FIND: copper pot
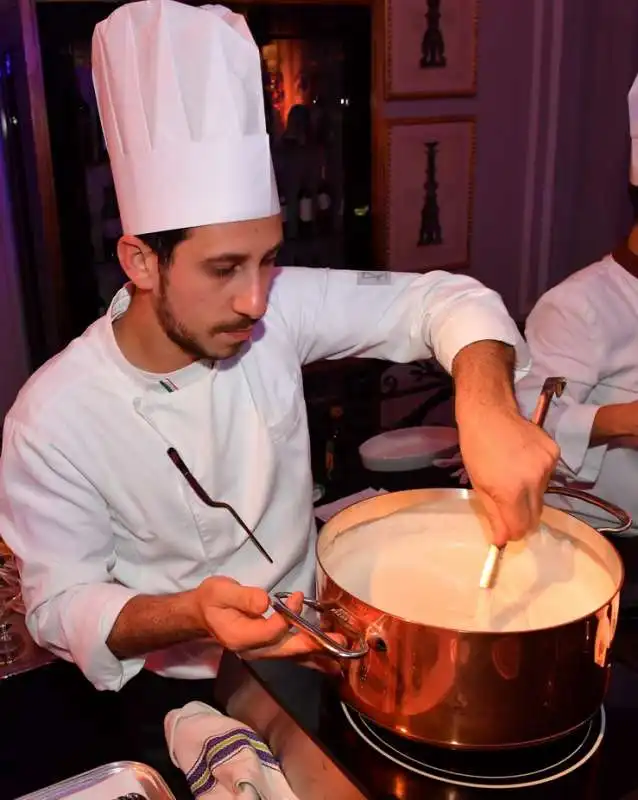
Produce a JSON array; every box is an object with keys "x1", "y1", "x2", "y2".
[{"x1": 272, "y1": 490, "x2": 630, "y2": 751}]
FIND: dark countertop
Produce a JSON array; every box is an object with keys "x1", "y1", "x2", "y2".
[{"x1": 4, "y1": 615, "x2": 638, "y2": 800}]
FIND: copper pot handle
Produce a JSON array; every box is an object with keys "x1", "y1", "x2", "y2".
[
  {"x1": 532, "y1": 378, "x2": 632, "y2": 535},
  {"x1": 270, "y1": 592, "x2": 369, "y2": 659},
  {"x1": 530, "y1": 376, "x2": 566, "y2": 427},
  {"x1": 545, "y1": 486, "x2": 632, "y2": 535}
]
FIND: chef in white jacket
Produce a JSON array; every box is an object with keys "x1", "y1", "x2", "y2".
[
  {"x1": 516, "y1": 71, "x2": 638, "y2": 541},
  {"x1": 0, "y1": 1, "x2": 557, "y2": 789}
]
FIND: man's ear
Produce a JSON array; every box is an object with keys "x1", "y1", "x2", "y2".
[{"x1": 117, "y1": 236, "x2": 159, "y2": 291}]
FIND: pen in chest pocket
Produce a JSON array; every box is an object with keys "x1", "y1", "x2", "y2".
[{"x1": 167, "y1": 446, "x2": 274, "y2": 564}]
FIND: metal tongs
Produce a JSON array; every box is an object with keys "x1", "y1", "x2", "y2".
[{"x1": 478, "y1": 377, "x2": 566, "y2": 589}]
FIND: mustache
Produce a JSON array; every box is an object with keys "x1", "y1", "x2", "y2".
[{"x1": 215, "y1": 318, "x2": 259, "y2": 334}]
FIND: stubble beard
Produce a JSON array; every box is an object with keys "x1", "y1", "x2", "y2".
[{"x1": 155, "y1": 269, "x2": 249, "y2": 362}]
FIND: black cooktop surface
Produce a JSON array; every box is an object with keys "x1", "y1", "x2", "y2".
[{"x1": 217, "y1": 615, "x2": 638, "y2": 800}]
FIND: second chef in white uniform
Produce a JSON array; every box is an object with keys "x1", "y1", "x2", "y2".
[{"x1": 517, "y1": 71, "x2": 638, "y2": 538}]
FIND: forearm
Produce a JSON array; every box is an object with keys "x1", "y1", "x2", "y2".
[
  {"x1": 107, "y1": 589, "x2": 207, "y2": 659},
  {"x1": 590, "y1": 403, "x2": 638, "y2": 446},
  {"x1": 452, "y1": 340, "x2": 519, "y2": 424}
]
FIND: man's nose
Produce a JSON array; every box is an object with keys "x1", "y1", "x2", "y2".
[{"x1": 232, "y1": 271, "x2": 270, "y2": 320}]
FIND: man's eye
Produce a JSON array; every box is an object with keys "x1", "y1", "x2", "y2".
[{"x1": 213, "y1": 265, "x2": 238, "y2": 279}]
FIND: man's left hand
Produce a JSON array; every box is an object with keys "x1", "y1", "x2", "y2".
[{"x1": 458, "y1": 406, "x2": 560, "y2": 547}]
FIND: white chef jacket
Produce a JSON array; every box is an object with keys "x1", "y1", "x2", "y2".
[
  {"x1": 516, "y1": 255, "x2": 638, "y2": 535},
  {"x1": 0, "y1": 267, "x2": 528, "y2": 691}
]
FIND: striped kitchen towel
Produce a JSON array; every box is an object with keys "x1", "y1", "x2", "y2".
[{"x1": 164, "y1": 701, "x2": 300, "y2": 799}]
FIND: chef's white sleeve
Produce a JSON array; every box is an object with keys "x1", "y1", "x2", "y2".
[
  {"x1": 0, "y1": 417, "x2": 144, "y2": 690},
  {"x1": 269, "y1": 267, "x2": 529, "y2": 376},
  {"x1": 516, "y1": 295, "x2": 606, "y2": 484}
]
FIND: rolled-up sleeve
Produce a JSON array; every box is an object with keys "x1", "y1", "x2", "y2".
[
  {"x1": 269, "y1": 267, "x2": 529, "y2": 376},
  {"x1": 516, "y1": 295, "x2": 606, "y2": 484},
  {"x1": 0, "y1": 417, "x2": 143, "y2": 690}
]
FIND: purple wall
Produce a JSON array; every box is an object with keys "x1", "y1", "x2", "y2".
[
  {"x1": 385, "y1": 0, "x2": 638, "y2": 317},
  {"x1": 549, "y1": 1, "x2": 638, "y2": 289}
]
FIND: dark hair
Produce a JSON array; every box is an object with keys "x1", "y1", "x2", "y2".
[
  {"x1": 137, "y1": 228, "x2": 189, "y2": 267},
  {"x1": 629, "y1": 184, "x2": 638, "y2": 222}
]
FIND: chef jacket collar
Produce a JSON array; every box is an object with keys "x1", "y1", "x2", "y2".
[
  {"x1": 104, "y1": 284, "x2": 215, "y2": 393},
  {"x1": 612, "y1": 240, "x2": 638, "y2": 280}
]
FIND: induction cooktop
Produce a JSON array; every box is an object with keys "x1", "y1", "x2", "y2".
[{"x1": 214, "y1": 616, "x2": 638, "y2": 800}]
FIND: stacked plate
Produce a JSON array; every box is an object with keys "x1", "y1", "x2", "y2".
[{"x1": 359, "y1": 426, "x2": 459, "y2": 473}]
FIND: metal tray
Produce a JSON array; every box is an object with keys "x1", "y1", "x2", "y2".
[{"x1": 14, "y1": 760, "x2": 176, "y2": 800}]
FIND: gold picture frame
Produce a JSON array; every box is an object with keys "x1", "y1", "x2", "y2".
[
  {"x1": 385, "y1": 0, "x2": 478, "y2": 99},
  {"x1": 382, "y1": 115, "x2": 476, "y2": 272}
]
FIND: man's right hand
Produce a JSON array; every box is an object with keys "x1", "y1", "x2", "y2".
[{"x1": 192, "y1": 576, "x2": 333, "y2": 660}]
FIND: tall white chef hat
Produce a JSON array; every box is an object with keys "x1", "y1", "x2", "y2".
[
  {"x1": 91, "y1": 0, "x2": 279, "y2": 235},
  {"x1": 629, "y1": 71, "x2": 638, "y2": 185}
]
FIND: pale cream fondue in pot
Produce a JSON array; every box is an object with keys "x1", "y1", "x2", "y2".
[{"x1": 322, "y1": 497, "x2": 616, "y2": 633}]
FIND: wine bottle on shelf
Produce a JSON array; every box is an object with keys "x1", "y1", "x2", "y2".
[
  {"x1": 102, "y1": 184, "x2": 119, "y2": 219},
  {"x1": 76, "y1": 91, "x2": 95, "y2": 166},
  {"x1": 279, "y1": 190, "x2": 289, "y2": 239},
  {"x1": 337, "y1": 195, "x2": 345, "y2": 231},
  {"x1": 297, "y1": 180, "x2": 315, "y2": 240},
  {"x1": 316, "y1": 164, "x2": 333, "y2": 236},
  {"x1": 325, "y1": 404, "x2": 344, "y2": 489},
  {"x1": 97, "y1": 126, "x2": 109, "y2": 164}
]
